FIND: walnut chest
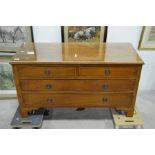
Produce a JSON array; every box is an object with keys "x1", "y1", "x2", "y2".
[{"x1": 10, "y1": 43, "x2": 144, "y2": 117}]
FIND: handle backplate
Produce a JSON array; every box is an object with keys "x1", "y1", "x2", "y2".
[
  {"x1": 104, "y1": 69, "x2": 111, "y2": 75},
  {"x1": 44, "y1": 69, "x2": 51, "y2": 76},
  {"x1": 46, "y1": 97, "x2": 53, "y2": 103},
  {"x1": 102, "y1": 84, "x2": 109, "y2": 90},
  {"x1": 46, "y1": 84, "x2": 52, "y2": 89},
  {"x1": 102, "y1": 97, "x2": 108, "y2": 103}
]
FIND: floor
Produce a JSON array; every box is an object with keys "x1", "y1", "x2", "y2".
[{"x1": 0, "y1": 90, "x2": 155, "y2": 129}]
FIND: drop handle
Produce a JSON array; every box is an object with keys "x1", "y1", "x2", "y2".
[
  {"x1": 46, "y1": 84, "x2": 52, "y2": 89},
  {"x1": 102, "y1": 84, "x2": 109, "y2": 90},
  {"x1": 44, "y1": 70, "x2": 51, "y2": 76},
  {"x1": 102, "y1": 97, "x2": 108, "y2": 103},
  {"x1": 104, "y1": 69, "x2": 111, "y2": 75},
  {"x1": 46, "y1": 97, "x2": 53, "y2": 103}
]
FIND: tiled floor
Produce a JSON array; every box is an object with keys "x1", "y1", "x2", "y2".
[{"x1": 0, "y1": 90, "x2": 155, "y2": 129}]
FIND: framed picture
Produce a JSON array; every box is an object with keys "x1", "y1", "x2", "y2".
[
  {"x1": 0, "y1": 26, "x2": 33, "y2": 98},
  {"x1": 0, "y1": 26, "x2": 33, "y2": 52},
  {"x1": 61, "y1": 26, "x2": 108, "y2": 43},
  {"x1": 138, "y1": 26, "x2": 155, "y2": 50},
  {"x1": 0, "y1": 58, "x2": 15, "y2": 90}
]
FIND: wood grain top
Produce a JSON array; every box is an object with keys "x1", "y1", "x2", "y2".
[{"x1": 10, "y1": 43, "x2": 144, "y2": 65}]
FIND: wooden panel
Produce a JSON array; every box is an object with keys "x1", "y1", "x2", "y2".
[
  {"x1": 17, "y1": 65, "x2": 76, "y2": 78},
  {"x1": 22, "y1": 93, "x2": 133, "y2": 108},
  {"x1": 10, "y1": 43, "x2": 144, "y2": 65},
  {"x1": 79, "y1": 66, "x2": 138, "y2": 78},
  {"x1": 20, "y1": 79, "x2": 135, "y2": 92}
]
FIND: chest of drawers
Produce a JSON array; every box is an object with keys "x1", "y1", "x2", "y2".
[{"x1": 10, "y1": 43, "x2": 144, "y2": 117}]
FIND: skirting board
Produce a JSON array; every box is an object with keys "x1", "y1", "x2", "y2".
[{"x1": 0, "y1": 90, "x2": 17, "y2": 99}]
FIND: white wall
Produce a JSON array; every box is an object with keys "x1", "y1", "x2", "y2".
[
  {"x1": 32, "y1": 26, "x2": 155, "y2": 91},
  {"x1": 107, "y1": 26, "x2": 155, "y2": 91},
  {"x1": 33, "y1": 26, "x2": 61, "y2": 42}
]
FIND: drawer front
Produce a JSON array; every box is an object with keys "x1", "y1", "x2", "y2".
[
  {"x1": 17, "y1": 66, "x2": 76, "y2": 78},
  {"x1": 22, "y1": 93, "x2": 132, "y2": 107},
  {"x1": 20, "y1": 79, "x2": 135, "y2": 92},
  {"x1": 79, "y1": 66, "x2": 138, "y2": 78}
]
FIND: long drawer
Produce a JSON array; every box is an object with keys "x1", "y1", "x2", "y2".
[
  {"x1": 79, "y1": 66, "x2": 138, "y2": 78},
  {"x1": 16, "y1": 65, "x2": 76, "y2": 78},
  {"x1": 20, "y1": 79, "x2": 135, "y2": 92},
  {"x1": 22, "y1": 93, "x2": 133, "y2": 107}
]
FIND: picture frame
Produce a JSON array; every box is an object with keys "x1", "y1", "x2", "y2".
[
  {"x1": 0, "y1": 49, "x2": 16, "y2": 98},
  {"x1": 61, "y1": 26, "x2": 108, "y2": 43},
  {"x1": 0, "y1": 58, "x2": 15, "y2": 90},
  {"x1": 0, "y1": 26, "x2": 34, "y2": 52},
  {"x1": 0, "y1": 26, "x2": 33, "y2": 98},
  {"x1": 138, "y1": 26, "x2": 155, "y2": 50}
]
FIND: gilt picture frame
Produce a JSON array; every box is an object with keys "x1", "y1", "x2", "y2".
[
  {"x1": 61, "y1": 26, "x2": 108, "y2": 43},
  {"x1": 138, "y1": 26, "x2": 155, "y2": 50},
  {"x1": 0, "y1": 26, "x2": 33, "y2": 52}
]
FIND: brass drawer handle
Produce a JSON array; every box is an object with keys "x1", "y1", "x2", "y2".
[
  {"x1": 104, "y1": 69, "x2": 111, "y2": 75},
  {"x1": 102, "y1": 97, "x2": 108, "y2": 103},
  {"x1": 102, "y1": 84, "x2": 109, "y2": 90},
  {"x1": 44, "y1": 70, "x2": 51, "y2": 76},
  {"x1": 46, "y1": 84, "x2": 52, "y2": 89},
  {"x1": 46, "y1": 97, "x2": 53, "y2": 103}
]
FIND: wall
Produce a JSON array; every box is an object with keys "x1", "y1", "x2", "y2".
[
  {"x1": 107, "y1": 26, "x2": 155, "y2": 91},
  {"x1": 32, "y1": 26, "x2": 155, "y2": 91},
  {"x1": 33, "y1": 26, "x2": 61, "y2": 42}
]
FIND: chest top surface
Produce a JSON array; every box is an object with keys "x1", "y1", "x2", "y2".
[{"x1": 10, "y1": 43, "x2": 144, "y2": 65}]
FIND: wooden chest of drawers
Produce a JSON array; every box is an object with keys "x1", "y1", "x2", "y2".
[{"x1": 10, "y1": 43, "x2": 144, "y2": 117}]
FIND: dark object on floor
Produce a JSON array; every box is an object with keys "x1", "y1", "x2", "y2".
[
  {"x1": 43, "y1": 109, "x2": 53, "y2": 120},
  {"x1": 76, "y1": 108, "x2": 85, "y2": 111}
]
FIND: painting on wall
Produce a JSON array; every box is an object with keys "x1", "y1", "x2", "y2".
[
  {"x1": 0, "y1": 26, "x2": 33, "y2": 52},
  {"x1": 138, "y1": 26, "x2": 155, "y2": 50},
  {"x1": 0, "y1": 56, "x2": 15, "y2": 90},
  {"x1": 61, "y1": 26, "x2": 108, "y2": 43}
]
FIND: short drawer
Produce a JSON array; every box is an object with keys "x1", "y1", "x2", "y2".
[
  {"x1": 20, "y1": 79, "x2": 135, "y2": 92},
  {"x1": 17, "y1": 65, "x2": 76, "y2": 78},
  {"x1": 22, "y1": 93, "x2": 132, "y2": 108},
  {"x1": 79, "y1": 66, "x2": 138, "y2": 78}
]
